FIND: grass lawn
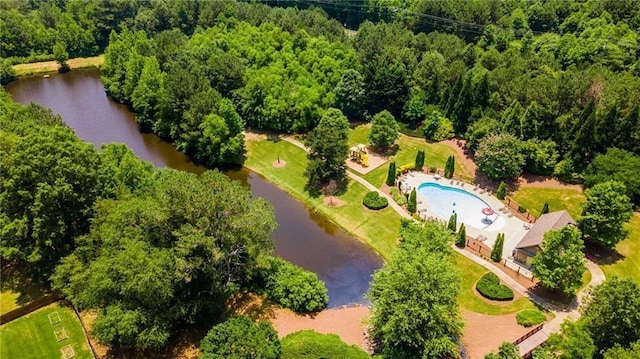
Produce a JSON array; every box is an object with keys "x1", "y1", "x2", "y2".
[
  {"x1": 0, "y1": 302, "x2": 93, "y2": 359},
  {"x1": 1, "y1": 267, "x2": 47, "y2": 315},
  {"x1": 511, "y1": 187, "x2": 586, "y2": 219},
  {"x1": 12, "y1": 55, "x2": 104, "y2": 76},
  {"x1": 601, "y1": 214, "x2": 640, "y2": 281},
  {"x1": 348, "y1": 125, "x2": 473, "y2": 187},
  {"x1": 244, "y1": 138, "x2": 402, "y2": 258},
  {"x1": 454, "y1": 252, "x2": 537, "y2": 315}
]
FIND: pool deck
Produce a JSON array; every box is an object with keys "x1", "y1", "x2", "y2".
[{"x1": 400, "y1": 172, "x2": 528, "y2": 260}]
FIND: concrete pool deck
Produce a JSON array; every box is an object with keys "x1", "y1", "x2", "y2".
[{"x1": 401, "y1": 172, "x2": 528, "y2": 261}]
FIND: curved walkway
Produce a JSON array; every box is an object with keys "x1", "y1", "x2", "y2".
[
  {"x1": 283, "y1": 135, "x2": 607, "y2": 356},
  {"x1": 455, "y1": 247, "x2": 605, "y2": 355},
  {"x1": 282, "y1": 137, "x2": 412, "y2": 220}
]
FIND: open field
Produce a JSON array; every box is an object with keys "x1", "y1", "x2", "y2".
[
  {"x1": 511, "y1": 187, "x2": 586, "y2": 219},
  {"x1": 348, "y1": 125, "x2": 474, "y2": 188},
  {"x1": 12, "y1": 55, "x2": 104, "y2": 76},
  {"x1": 0, "y1": 302, "x2": 93, "y2": 359},
  {"x1": 245, "y1": 137, "x2": 402, "y2": 258}
]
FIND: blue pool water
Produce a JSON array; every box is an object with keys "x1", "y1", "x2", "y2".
[{"x1": 417, "y1": 182, "x2": 504, "y2": 230}]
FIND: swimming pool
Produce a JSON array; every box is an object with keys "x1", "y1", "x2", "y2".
[{"x1": 417, "y1": 182, "x2": 505, "y2": 231}]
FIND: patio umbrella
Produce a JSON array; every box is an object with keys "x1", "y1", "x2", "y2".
[{"x1": 482, "y1": 207, "x2": 494, "y2": 221}]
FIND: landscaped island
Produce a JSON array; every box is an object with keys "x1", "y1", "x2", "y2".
[{"x1": 2, "y1": 1, "x2": 640, "y2": 359}]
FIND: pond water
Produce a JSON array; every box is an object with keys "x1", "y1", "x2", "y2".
[{"x1": 5, "y1": 68, "x2": 382, "y2": 307}]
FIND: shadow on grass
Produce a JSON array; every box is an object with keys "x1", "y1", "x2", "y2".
[
  {"x1": 0, "y1": 263, "x2": 49, "y2": 309},
  {"x1": 584, "y1": 242, "x2": 625, "y2": 266}
]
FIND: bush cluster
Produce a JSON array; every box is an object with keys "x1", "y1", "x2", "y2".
[
  {"x1": 516, "y1": 309, "x2": 546, "y2": 327},
  {"x1": 263, "y1": 257, "x2": 328, "y2": 313},
  {"x1": 476, "y1": 273, "x2": 514, "y2": 301},
  {"x1": 363, "y1": 191, "x2": 389, "y2": 210},
  {"x1": 281, "y1": 330, "x2": 370, "y2": 359}
]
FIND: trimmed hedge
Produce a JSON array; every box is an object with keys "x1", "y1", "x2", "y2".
[
  {"x1": 263, "y1": 257, "x2": 328, "y2": 313},
  {"x1": 516, "y1": 309, "x2": 546, "y2": 327},
  {"x1": 281, "y1": 330, "x2": 370, "y2": 359},
  {"x1": 363, "y1": 191, "x2": 388, "y2": 210},
  {"x1": 476, "y1": 273, "x2": 514, "y2": 301}
]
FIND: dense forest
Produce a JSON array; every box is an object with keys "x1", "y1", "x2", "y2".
[
  {"x1": 2, "y1": 1, "x2": 640, "y2": 358},
  {"x1": 4, "y1": 0, "x2": 638, "y2": 194}
]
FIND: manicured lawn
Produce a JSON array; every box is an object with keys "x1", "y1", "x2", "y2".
[
  {"x1": 511, "y1": 187, "x2": 586, "y2": 219},
  {"x1": 601, "y1": 214, "x2": 640, "y2": 281},
  {"x1": 244, "y1": 138, "x2": 402, "y2": 258},
  {"x1": 0, "y1": 303, "x2": 93, "y2": 359},
  {"x1": 12, "y1": 55, "x2": 104, "y2": 76},
  {"x1": 348, "y1": 125, "x2": 473, "y2": 187},
  {"x1": 454, "y1": 252, "x2": 537, "y2": 315}
]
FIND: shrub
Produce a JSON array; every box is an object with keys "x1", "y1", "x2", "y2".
[
  {"x1": 414, "y1": 150, "x2": 425, "y2": 171},
  {"x1": 363, "y1": 191, "x2": 389, "y2": 210},
  {"x1": 496, "y1": 181, "x2": 507, "y2": 200},
  {"x1": 540, "y1": 202, "x2": 549, "y2": 215},
  {"x1": 447, "y1": 212, "x2": 457, "y2": 233},
  {"x1": 390, "y1": 188, "x2": 407, "y2": 205},
  {"x1": 408, "y1": 188, "x2": 417, "y2": 213},
  {"x1": 476, "y1": 273, "x2": 514, "y2": 301},
  {"x1": 386, "y1": 161, "x2": 396, "y2": 186},
  {"x1": 456, "y1": 223, "x2": 466, "y2": 248},
  {"x1": 263, "y1": 257, "x2": 328, "y2": 313},
  {"x1": 491, "y1": 233, "x2": 505, "y2": 262},
  {"x1": 199, "y1": 316, "x2": 281, "y2": 359},
  {"x1": 516, "y1": 309, "x2": 546, "y2": 327},
  {"x1": 429, "y1": 166, "x2": 437, "y2": 173},
  {"x1": 444, "y1": 155, "x2": 455, "y2": 178},
  {"x1": 281, "y1": 330, "x2": 369, "y2": 359}
]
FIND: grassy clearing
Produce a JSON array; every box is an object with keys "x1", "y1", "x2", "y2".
[
  {"x1": 601, "y1": 214, "x2": 640, "y2": 281},
  {"x1": 12, "y1": 55, "x2": 104, "y2": 76},
  {"x1": 454, "y1": 252, "x2": 536, "y2": 315},
  {"x1": 244, "y1": 138, "x2": 402, "y2": 258},
  {"x1": 0, "y1": 302, "x2": 93, "y2": 359},
  {"x1": 511, "y1": 187, "x2": 586, "y2": 219},
  {"x1": 348, "y1": 125, "x2": 473, "y2": 187}
]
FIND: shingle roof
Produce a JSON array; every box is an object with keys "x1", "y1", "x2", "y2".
[{"x1": 515, "y1": 210, "x2": 576, "y2": 249}]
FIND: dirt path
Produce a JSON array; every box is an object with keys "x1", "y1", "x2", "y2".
[
  {"x1": 462, "y1": 309, "x2": 531, "y2": 359},
  {"x1": 269, "y1": 306, "x2": 371, "y2": 351}
]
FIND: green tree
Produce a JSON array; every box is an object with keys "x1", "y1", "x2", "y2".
[
  {"x1": 334, "y1": 69, "x2": 365, "y2": 120},
  {"x1": 613, "y1": 104, "x2": 639, "y2": 154},
  {"x1": 52, "y1": 170, "x2": 277, "y2": 349},
  {"x1": 369, "y1": 110, "x2": 400, "y2": 148},
  {"x1": 491, "y1": 233, "x2": 504, "y2": 262},
  {"x1": 281, "y1": 330, "x2": 369, "y2": 359},
  {"x1": 263, "y1": 257, "x2": 328, "y2": 313},
  {"x1": 131, "y1": 56, "x2": 168, "y2": 131},
  {"x1": 408, "y1": 188, "x2": 417, "y2": 214},
  {"x1": 386, "y1": 161, "x2": 397, "y2": 186},
  {"x1": 199, "y1": 316, "x2": 281, "y2": 359},
  {"x1": 98, "y1": 143, "x2": 154, "y2": 198},
  {"x1": 604, "y1": 341, "x2": 640, "y2": 359},
  {"x1": 368, "y1": 221, "x2": 463, "y2": 359},
  {"x1": 584, "y1": 148, "x2": 640, "y2": 205},
  {"x1": 0, "y1": 58, "x2": 17, "y2": 85},
  {"x1": 447, "y1": 212, "x2": 457, "y2": 233},
  {"x1": 451, "y1": 73, "x2": 474, "y2": 134},
  {"x1": 541, "y1": 202, "x2": 550, "y2": 215},
  {"x1": 543, "y1": 320, "x2": 596, "y2": 359},
  {"x1": 579, "y1": 181, "x2": 633, "y2": 249},
  {"x1": 581, "y1": 278, "x2": 640, "y2": 356},
  {"x1": 456, "y1": 223, "x2": 466, "y2": 248},
  {"x1": 531, "y1": 227, "x2": 586, "y2": 296},
  {"x1": 444, "y1": 155, "x2": 455, "y2": 179},
  {"x1": 476, "y1": 134, "x2": 525, "y2": 180},
  {"x1": 53, "y1": 42, "x2": 69, "y2": 72},
  {"x1": 196, "y1": 99, "x2": 245, "y2": 167},
  {"x1": 496, "y1": 181, "x2": 507, "y2": 200},
  {"x1": 304, "y1": 109, "x2": 350, "y2": 191},
  {"x1": 485, "y1": 341, "x2": 520, "y2": 359},
  {"x1": 0, "y1": 126, "x2": 100, "y2": 279},
  {"x1": 414, "y1": 150, "x2": 425, "y2": 171}
]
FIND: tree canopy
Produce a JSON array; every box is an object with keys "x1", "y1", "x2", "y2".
[
  {"x1": 368, "y1": 220, "x2": 463, "y2": 358},
  {"x1": 199, "y1": 316, "x2": 281, "y2": 359},
  {"x1": 579, "y1": 181, "x2": 633, "y2": 249}
]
